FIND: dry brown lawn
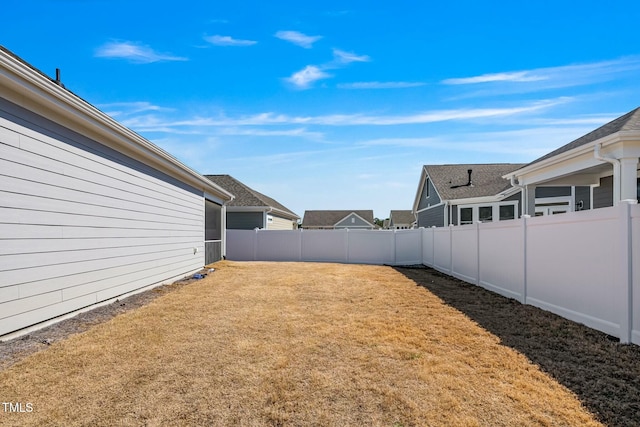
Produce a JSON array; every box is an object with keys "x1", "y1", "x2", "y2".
[{"x1": 0, "y1": 261, "x2": 602, "y2": 426}]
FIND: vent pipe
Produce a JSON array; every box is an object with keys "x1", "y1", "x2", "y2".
[{"x1": 54, "y1": 68, "x2": 65, "y2": 88}]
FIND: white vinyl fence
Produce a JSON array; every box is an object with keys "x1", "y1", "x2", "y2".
[
  {"x1": 227, "y1": 228, "x2": 423, "y2": 266},
  {"x1": 227, "y1": 201, "x2": 640, "y2": 345}
]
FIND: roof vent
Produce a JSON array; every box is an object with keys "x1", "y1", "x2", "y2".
[{"x1": 54, "y1": 68, "x2": 65, "y2": 88}]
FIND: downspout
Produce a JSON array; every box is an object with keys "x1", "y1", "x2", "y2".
[
  {"x1": 510, "y1": 176, "x2": 526, "y2": 216},
  {"x1": 594, "y1": 143, "x2": 621, "y2": 205}
]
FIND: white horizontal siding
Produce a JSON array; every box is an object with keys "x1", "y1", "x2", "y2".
[{"x1": 0, "y1": 102, "x2": 206, "y2": 336}]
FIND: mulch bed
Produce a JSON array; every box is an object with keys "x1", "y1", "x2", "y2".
[
  {"x1": 394, "y1": 266, "x2": 640, "y2": 427},
  {"x1": 0, "y1": 271, "x2": 209, "y2": 371},
  {"x1": 2, "y1": 265, "x2": 639, "y2": 426}
]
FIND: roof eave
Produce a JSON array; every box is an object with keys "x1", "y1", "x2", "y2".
[
  {"x1": 0, "y1": 48, "x2": 233, "y2": 202},
  {"x1": 503, "y1": 130, "x2": 640, "y2": 181}
]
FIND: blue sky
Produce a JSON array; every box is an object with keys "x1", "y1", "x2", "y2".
[{"x1": 3, "y1": 1, "x2": 640, "y2": 219}]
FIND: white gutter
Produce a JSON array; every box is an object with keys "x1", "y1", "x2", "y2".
[
  {"x1": 594, "y1": 143, "x2": 621, "y2": 204},
  {"x1": 0, "y1": 48, "x2": 233, "y2": 202}
]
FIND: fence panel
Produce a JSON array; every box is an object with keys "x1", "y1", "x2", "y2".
[
  {"x1": 433, "y1": 228, "x2": 452, "y2": 273},
  {"x1": 395, "y1": 229, "x2": 423, "y2": 265},
  {"x1": 226, "y1": 230, "x2": 256, "y2": 260},
  {"x1": 347, "y1": 230, "x2": 395, "y2": 265},
  {"x1": 450, "y1": 224, "x2": 478, "y2": 284},
  {"x1": 256, "y1": 230, "x2": 301, "y2": 261},
  {"x1": 478, "y1": 220, "x2": 524, "y2": 302},
  {"x1": 301, "y1": 230, "x2": 348, "y2": 263},
  {"x1": 632, "y1": 204, "x2": 640, "y2": 345},
  {"x1": 421, "y1": 228, "x2": 435, "y2": 267},
  {"x1": 526, "y1": 207, "x2": 621, "y2": 337}
]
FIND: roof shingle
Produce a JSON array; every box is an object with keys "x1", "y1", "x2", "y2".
[
  {"x1": 204, "y1": 175, "x2": 299, "y2": 219},
  {"x1": 425, "y1": 164, "x2": 525, "y2": 201}
]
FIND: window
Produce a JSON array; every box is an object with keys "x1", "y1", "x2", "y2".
[
  {"x1": 479, "y1": 206, "x2": 493, "y2": 222},
  {"x1": 205, "y1": 200, "x2": 222, "y2": 241},
  {"x1": 499, "y1": 205, "x2": 515, "y2": 221},
  {"x1": 457, "y1": 201, "x2": 518, "y2": 225},
  {"x1": 425, "y1": 178, "x2": 430, "y2": 198},
  {"x1": 460, "y1": 208, "x2": 473, "y2": 225}
]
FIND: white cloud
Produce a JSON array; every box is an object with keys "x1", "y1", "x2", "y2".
[
  {"x1": 120, "y1": 98, "x2": 567, "y2": 134},
  {"x1": 275, "y1": 31, "x2": 322, "y2": 48},
  {"x1": 286, "y1": 65, "x2": 331, "y2": 89},
  {"x1": 443, "y1": 71, "x2": 546, "y2": 85},
  {"x1": 332, "y1": 49, "x2": 370, "y2": 64},
  {"x1": 97, "y1": 101, "x2": 172, "y2": 118},
  {"x1": 203, "y1": 35, "x2": 257, "y2": 46},
  {"x1": 442, "y1": 56, "x2": 640, "y2": 90},
  {"x1": 94, "y1": 41, "x2": 187, "y2": 63},
  {"x1": 338, "y1": 81, "x2": 426, "y2": 89}
]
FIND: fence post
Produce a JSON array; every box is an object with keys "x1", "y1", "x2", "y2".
[
  {"x1": 393, "y1": 229, "x2": 397, "y2": 266},
  {"x1": 618, "y1": 200, "x2": 636, "y2": 343},
  {"x1": 298, "y1": 228, "x2": 303, "y2": 261},
  {"x1": 431, "y1": 226, "x2": 436, "y2": 267},
  {"x1": 345, "y1": 228, "x2": 350, "y2": 264},
  {"x1": 253, "y1": 228, "x2": 258, "y2": 261},
  {"x1": 475, "y1": 221, "x2": 481, "y2": 286},
  {"x1": 449, "y1": 224, "x2": 453, "y2": 274},
  {"x1": 521, "y1": 215, "x2": 530, "y2": 305}
]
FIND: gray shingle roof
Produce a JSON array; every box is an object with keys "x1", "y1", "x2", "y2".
[
  {"x1": 425, "y1": 164, "x2": 525, "y2": 201},
  {"x1": 302, "y1": 210, "x2": 375, "y2": 227},
  {"x1": 527, "y1": 107, "x2": 640, "y2": 166},
  {"x1": 390, "y1": 210, "x2": 415, "y2": 224},
  {"x1": 204, "y1": 175, "x2": 299, "y2": 220}
]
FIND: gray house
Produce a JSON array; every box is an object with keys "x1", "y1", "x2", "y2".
[
  {"x1": 301, "y1": 210, "x2": 375, "y2": 229},
  {"x1": 413, "y1": 164, "x2": 525, "y2": 227},
  {"x1": 205, "y1": 174, "x2": 299, "y2": 230},
  {"x1": 388, "y1": 210, "x2": 415, "y2": 229},
  {"x1": 0, "y1": 46, "x2": 233, "y2": 337},
  {"x1": 504, "y1": 107, "x2": 640, "y2": 213}
]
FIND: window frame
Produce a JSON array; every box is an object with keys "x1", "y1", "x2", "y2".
[{"x1": 456, "y1": 201, "x2": 518, "y2": 225}]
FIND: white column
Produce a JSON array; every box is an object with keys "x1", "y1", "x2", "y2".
[{"x1": 619, "y1": 157, "x2": 639, "y2": 203}]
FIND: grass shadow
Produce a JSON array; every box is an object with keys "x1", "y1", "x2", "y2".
[{"x1": 394, "y1": 266, "x2": 640, "y2": 427}]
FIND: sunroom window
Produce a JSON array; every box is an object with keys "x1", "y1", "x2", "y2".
[
  {"x1": 460, "y1": 208, "x2": 473, "y2": 225},
  {"x1": 479, "y1": 206, "x2": 493, "y2": 222}
]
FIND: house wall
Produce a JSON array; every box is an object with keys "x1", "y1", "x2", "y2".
[
  {"x1": 575, "y1": 186, "x2": 591, "y2": 210},
  {"x1": 335, "y1": 214, "x2": 373, "y2": 229},
  {"x1": 594, "y1": 176, "x2": 614, "y2": 208},
  {"x1": 417, "y1": 176, "x2": 440, "y2": 210},
  {"x1": 0, "y1": 98, "x2": 206, "y2": 337},
  {"x1": 226, "y1": 211, "x2": 264, "y2": 229},
  {"x1": 267, "y1": 214, "x2": 296, "y2": 230},
  {"x1": 417, "y1": 205, "x2": 445, "y2": 227}
]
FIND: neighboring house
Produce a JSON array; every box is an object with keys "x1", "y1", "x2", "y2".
[
  {"x1": 504, "y1": 107, "x2": 640, "y2": 214},
  {"x1": 205, "y1": 174, "x2": 299, "y2": 230},
  {"x1": 412, "y1": 164, "x2": 525, "y2": 227},
  {"x1": 388, "y1": 210, "x2": 415, "y2": 229},
  {"x1": 301, "y1": 210, "x2": 375, "y2": 229},
  {"x1": 0, "y1": 47, "x2": 233, "y2": 337}
]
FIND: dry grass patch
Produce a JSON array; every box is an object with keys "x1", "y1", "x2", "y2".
[{"x1": 1, "y1": 261, "x2": 601, "y2": 426}]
